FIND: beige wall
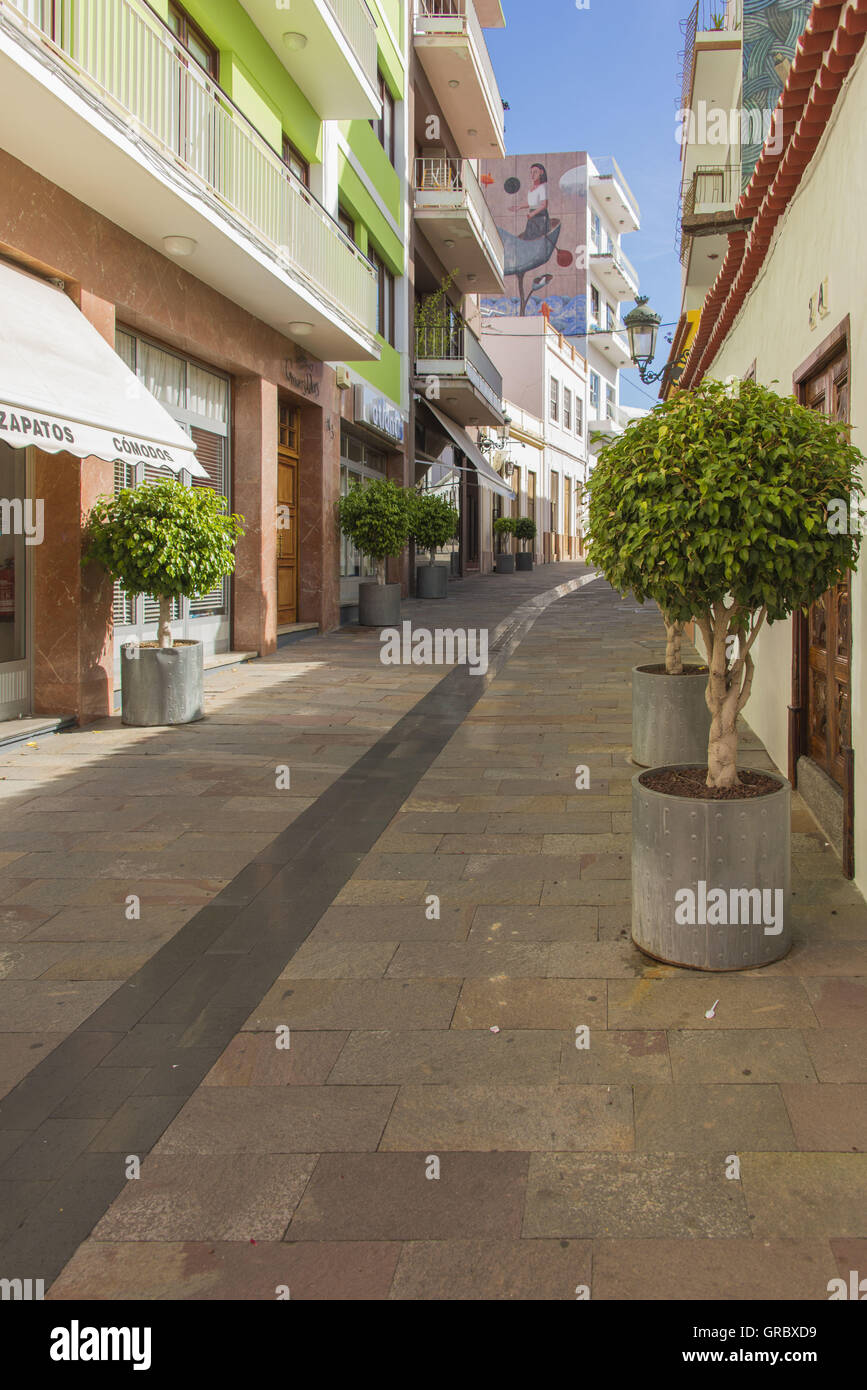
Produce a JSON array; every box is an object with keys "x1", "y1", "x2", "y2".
[{"x1": 702, "y1": 46, "x2": 867, "y2": 892}]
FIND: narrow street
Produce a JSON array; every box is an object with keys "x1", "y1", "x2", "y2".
[{"x1": 1, "y1": 567, "x2": 863, "y2": 1300}]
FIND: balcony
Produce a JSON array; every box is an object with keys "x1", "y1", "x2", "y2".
[
  {"x1": 413, "y1": 158, "x2": 505, "y2": 294},
  {"x1": 587, "y1": 326, "x2": 632, "y2": 370},
  {"x1": 239, "y1": 0, "x2": 380, "y2": 120},
  {"x1": 0, "y1": 0, "x2": 378, "y2": 361},
  {"x1": 413, "y1": 1, "x2": 506, "y2": 158},
  {"x1": 590, "y1": 157, "x2": 640, "y2": 233},
  {"x1": 414, "y1": 321, "x2": 504, "y2": 427},
  {"x1": 590, "y1": 245, "x2": 640, "y2": 301},
  {"x1": 679, "y1": 0, "x2": 743, "y2": 116},
  {"x1": 679, "y1": 161, "x2": 747, "y2": 281},
  {"x1": 588, "y1": 398, "x2": 629, "y2": 447}
]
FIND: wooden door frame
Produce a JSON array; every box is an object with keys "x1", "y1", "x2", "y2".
[
  {"x1": 788, "y1": 315, "x2": 854, "y2": 877},
  {"x1": 277, "y1": 399, "x2": 300, "y2": 626}
]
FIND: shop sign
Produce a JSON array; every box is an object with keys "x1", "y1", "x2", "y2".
[{"x1": 354, "y1": 386, "x2": 405, "y2": 444}]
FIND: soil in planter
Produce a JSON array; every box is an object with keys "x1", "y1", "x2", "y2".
[
  {"x1": 639, "y1": 663, "x2": 708, "y2": 675},
  {"x1": 640, "y1": 766, "x2": 781, "y2": 800}
]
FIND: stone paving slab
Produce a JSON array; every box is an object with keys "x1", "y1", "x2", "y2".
[{"x1": 3, "y1": 569, "x2": 866, "y2": 1300}]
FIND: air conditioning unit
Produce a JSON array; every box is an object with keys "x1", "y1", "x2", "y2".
[{"x1": 335, "y1": 365, "x2": 352, "y2": 390}]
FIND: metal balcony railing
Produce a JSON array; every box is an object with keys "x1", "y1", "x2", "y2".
[
  {"x1": 325, "y1": 0, "x2": 378, "y2": 90},
  {"x1": 3, "y1": 0, "x2": 377, "y2": 342},
  {"x1": 415, "y1": 319, "x2": 503, "y2": 408},
  {"x1": 413, "y1": 0, "x2": 505, "y2": 143},
  {"x1": 679, "y1": 0, "x2": 743, "y2": 113},
  {"x1": 414, "y1": 157, "x2": 504, "y2": 269},
  {"x1": 678, "y1": 160, "x2": 741, "y2": 262}
]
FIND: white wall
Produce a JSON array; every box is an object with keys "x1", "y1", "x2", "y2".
[{"x1": 702, "y1": 46, "x2": 867, "y2": 892}]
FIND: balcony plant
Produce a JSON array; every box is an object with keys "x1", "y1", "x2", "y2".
[
  {"x1": 409, "y1": 490, "x2": 459, "y2": 599},
  {"x1": 493, "y1": 516, "x2": 516, "y2": 573},
  {"x1": 414, "y1": 271, "x2": 460, "y2": 361},
  {"x1": 514, "y1": 516, "x2": 537, "y2": 571},
  {"x1": 588, "y1": 419, "x2": 710, "y2": 769},
  {"x1": 338, "y1": 477, "x2": 411, "y2": 626},
  {"x1": 587, "y1": 377, "x2": 862, "y2": 969},
  {"x1": 84, "y1": 478, "x2": 244, "y2": 727}
]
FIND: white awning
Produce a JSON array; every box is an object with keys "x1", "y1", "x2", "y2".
[
  {"x1": 0, "y1": 261, "x2": 204, "y2": 476},
  {"x1": 423, "y1": 402, "x2": 516, "y2": 501}
]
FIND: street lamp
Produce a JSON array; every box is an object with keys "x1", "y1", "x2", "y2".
[
  {"x1": 478, "y1": 414, "x2": 512, "y2": 455},
  {"x1": 623, "y1": 296, "x2": 689, "y2": 386}
]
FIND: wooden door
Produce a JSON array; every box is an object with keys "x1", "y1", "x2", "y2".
[
  {"x1": 277, "y1": 404, "x2": 299, "y2": 625},
  {"x1": 802, "y1": 351, "x2": 851, "y2": 787}
]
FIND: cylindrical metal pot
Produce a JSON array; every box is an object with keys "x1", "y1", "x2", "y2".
[
  {"x1": 121, "y1": 641, "x2": 204, "y2": 726},
  {"x1": 416, "y1": 564, "x2": 448, "y2": 599},
  {"x1": 515, "y1": 553, "x2": 534, "y2": 571},
  {"x1": 632, "y1": 664, "x2": 711, "y2": 768},
  {"x1": 358, "y1": 580, "x2": 401, "y2": 627},
  {"x1": 496, "y1": 554, "x2": 515, "y2": 574},
  {"x1": 632, "y1": 765, "x2": 792, "y2": 970}
]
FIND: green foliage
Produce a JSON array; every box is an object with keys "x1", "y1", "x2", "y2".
[
  {"x1": 493, "y1": 516, "x2": 516, "y2": 537},
  {"x1": 514, "y1": 517, "x2": 537, "y2": 543},
  {"x1": 414, "y1": 271, "x2": 461, "y2": 358},
  {"x1": 84, "y1": 478, "x2": 244, "y2": 602},
  {"x1": 586, "y1": 378, "x2": 862, "y2": 627},
  {"x1": 338, "y1": 477, "x2": 411, "y2": 564},
  {"x1": 408, "y1": 491, "x2": 459, "y2": 557}
]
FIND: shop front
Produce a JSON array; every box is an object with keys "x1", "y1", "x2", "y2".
[
  {"x1": 338, "y1": 383, "x2": 408, "y2": 622},
  {"x1": 0, "y1": 442, "x2": 30, "y2": 719},
  {"x1": 416, "y1": 400, "x2": 514, "y2": 578}
]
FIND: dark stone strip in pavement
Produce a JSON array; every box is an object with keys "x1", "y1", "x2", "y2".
[{"x1": 0, "y1": 569, "x2": 600, "y2": 1289}]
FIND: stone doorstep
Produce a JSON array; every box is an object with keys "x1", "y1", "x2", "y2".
[{"x1": 0, "y1": 716, "x2": 75, "y2": 750}]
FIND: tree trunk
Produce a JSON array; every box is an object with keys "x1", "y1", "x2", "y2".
[
  {"x1": 663, "y1": 617, "x2": 684, "y2": 676},
  {"x1": 429, "y1": 547, "x2": 436, "y2": 566},
  {"x1": 376, "y1": 558, "x2": 386, "y2": 587},
  {"x1": 158, "y1": 596, "x2": 173, "y2": 649}
]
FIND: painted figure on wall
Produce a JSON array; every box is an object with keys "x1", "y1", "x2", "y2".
[{"x1": 480, "y1": 153, "x2": 587, "y2": 336}]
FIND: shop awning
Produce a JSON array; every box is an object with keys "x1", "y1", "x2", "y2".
[
  {"x1": 0, "y1": 261, "x2": 204, "y2": 476},
  {"x1": 423, "y1": 402, "x2": 516, "y2": 501}
]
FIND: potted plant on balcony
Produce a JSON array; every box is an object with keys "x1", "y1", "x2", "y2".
[
  {"x1": 514, "y1": 517, "x2": 537, "y2": 571},
  {"x1": 589, "y1": 378, "x2": 861, "y2": 970},
  {"x1": 494, "y1": 516, "x2": 516, "y2": 573},
  {"x1": 338, "y1": 477, "x2": 410, "y2": 627},
  {"x1": 409, "y1": 490, "x2": 459, "y2": 599},
  {"x1": 588, "y1": 419, "x2": 710, "y2": 768},
  {"x1": 84, "y1": 478, "x2": 244, "y2": 727}
]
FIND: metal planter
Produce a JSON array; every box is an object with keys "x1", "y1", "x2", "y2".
[
  {"x1": 515, "y1": 553, "x2": 534, "y2": 571},
  {"x1": 121, "y1": 641, "x2": 204, "y2": 727},
  {"x1": 416, "y1": 564, "x2": 448, "y2": 599},
  {"x1": 632, "y1": 664, "x2": 711, "y2": 768},
  {"x1": 358, "y1": 580, "x2": 401, "y2": 627},
  {"x1": 632, "y1": 765, "x2": 792, "y2": 970},
  {"x1": 495, "y1": 554, "x2": 515, "y2": 574}
]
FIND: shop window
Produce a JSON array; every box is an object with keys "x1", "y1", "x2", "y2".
[
  {"x1": 527, "y1": 470, "x2": 536, "y2": 526},
  {"x1": 167, "y1": 1, "x2": 219, "y2": 78},
  {"x1": 550, "y1": 470, "x2": 560, "y2": 531}
]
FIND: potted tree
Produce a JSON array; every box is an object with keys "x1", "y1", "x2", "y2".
[
  {"x1": 514, "y1": 516, "x2": 537, "y2": 571},
  {"x1": 409, "y1": 490, "x2": 458, "y2": 599},
  {"x1": 338, "y1": 477, "x2": 410, "y2": 626},
  {"x1": 589, "y1": 378, "x2": 861, "y2": 970},
  {"x1": 85, "y1": 478, "x2": 244, "y2": 727},
  {"x1": 494, "y1": 516, "x2": 516, "y2": 573},
  {"x1": 588, "y1": 423, "x2": 710, "y2": 768}
]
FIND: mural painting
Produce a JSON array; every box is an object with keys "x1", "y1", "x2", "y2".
[
  {"x1": 480, "y1": 153, "x2": 588, "y2": 338},
  {"x1": 741, "y1": 0, "x2": 812, "y2": 185}
]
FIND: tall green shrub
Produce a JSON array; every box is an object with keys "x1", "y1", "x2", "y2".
[{"x1": 338, "y1": 478, "x2": 411, "y2": 586}]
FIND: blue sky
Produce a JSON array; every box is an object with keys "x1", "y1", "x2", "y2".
[{"x1": 486, "y1": 0, "x2": 690, "y2": 411}]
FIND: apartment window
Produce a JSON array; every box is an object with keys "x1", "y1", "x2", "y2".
[
  {"x1": 563, "y1": 388, "x2": 572, "y2": 431},
  {"x1": 372, "y1": 250, "x2": 395, "y2": 345},
  {"x1": 606, "y1": 383, "x2": 616, "y2": 419},
  {"x1": 167, "y1": 1, "x2": 218, "y2": 78},
  {"x1": 606, "y1": 301, "x2": 616, "y2": 330},
  {"x1": 575, "y1": 392, "x2": 584, "y2": 437},
  {"x1": 589, "y1": 372, "x2": 600, "y2": 412},
  {"x1": 281, "y1": 136, "x2": 309, "y2": 187},
  {"x1": 591, "y1": 211, "x2": 602, "y2": 252},
  {"x1": 550, "y1": 470, "x2": 560, "y2": 533},
  {"x1": 372, "y1": 70, "x2": 395, "y2": 165},
  {"x1": 549, "y1": 377, "x2": 559, "y2": 423},
  {"x1": 337, "y1": 206, "x2": 355, "y2": 243},
  {"x1": 590, "y1": 285, "x2": 600, "y2": 324}
]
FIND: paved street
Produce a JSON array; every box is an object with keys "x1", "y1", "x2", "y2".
[{"x1": 1, "y1": 565, "x2": 865, "y2": 1300}]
